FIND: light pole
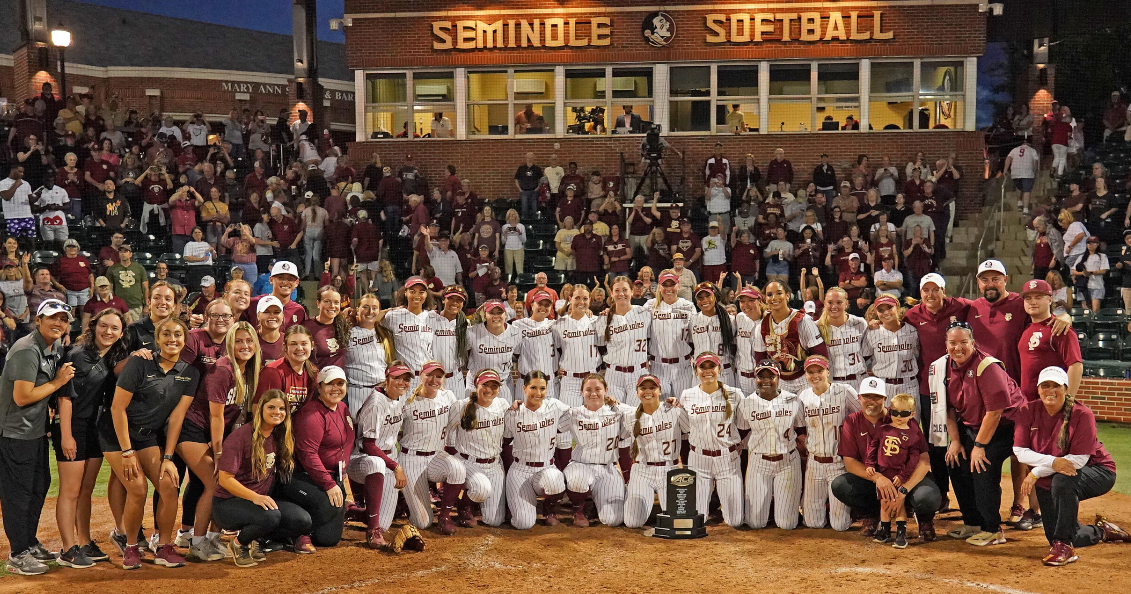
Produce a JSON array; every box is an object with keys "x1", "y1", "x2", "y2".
[{"x1": 51, "y1": 24, "x2": 71, "y2": 99}]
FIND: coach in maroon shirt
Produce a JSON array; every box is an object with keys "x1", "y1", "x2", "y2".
[
  {"x1": 1018, "y1": 279, "x2": 1082, "y2": 402},
  {"x1": 571, "y1": 221, "x2": 604, "y2": 285}
]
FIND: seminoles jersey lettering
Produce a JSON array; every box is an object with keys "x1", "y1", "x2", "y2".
[
  {"x1": 355, "y1": 390, "x2": 405, "y2": 452},
  {"x1": 344, "y1": 326, "x2": 387, "y2": 388},
  {"x1": 620, "y1": 403, "x2": 685, "y2": 464},
  {"x1": 504, "y1": 399, "x2": 571, "y2": 463},
  {"x1": 447, "y1": 396, "x2": 509, "y2": 459},
  {"x1": 679, "y1": 386, "x2": 743, "y2": 449},
  {"x1": 691, "y1": 311, "x2": 735, "y2": 364},
  {"x1": 381, "y1": 309, "x2": 435, "y2": 371},
  {"x1": 797, "y1": 384, "x2": 861, "y2": 458},
  {"x1": 426, "y1": 311, "x2": 461, "y2": 376},
  {"x1": 861, "y1": 323, "x2": 920, "y2": 379},
  {"x1": 467, "y1": 324, "x2": 519, "y2": 376},
  {"x1": 560, "y1": 405, "x2": 631, "y2": 465},
  {"x1": 595, "y1": 305, "x2": 652, "y2": 367},
  {"x1": 734, "y1": 313, "x2": 758, "y2": 372},
  {"x1": 824, "y1": 316, "x2": 869, "y2": 377},
  {"x1": 512, "y1": 317, "x2": 557, "y2": 375},
  {"x1": 736, "y1": 391, "x2": 805, "y2": 456},
  {"x1": 645, "y1": 298, "x2": 694, "y2": 359},
  {"x1": 400, "y1": 390, "x2": 457, "y2": 451},
  {"x1": 553, "y1": 314, "x2": 601, "y2": 373}
]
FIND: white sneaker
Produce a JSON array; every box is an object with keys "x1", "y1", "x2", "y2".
[
  {"x1": 211, "y1": 535, "x2": 232, "y2": 558},
  {"x1": 175, "y1": 530, "x2": 193, "y2": 548},
  {"x1": 147, "y1": 532, "x2": 161, "y2": 554},
  {"x1": 188, "y1": 539, "x2": 224, "y2": 562}
]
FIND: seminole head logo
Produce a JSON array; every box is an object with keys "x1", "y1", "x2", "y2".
[
  {"x1": 882, "y1": 435, "x2": 902, "y2": 456},
  {"x1": 642, "y1": 12, "x2": 675, "y2": 47}
]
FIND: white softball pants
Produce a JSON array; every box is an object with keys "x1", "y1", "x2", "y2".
[
  {"x1": 604, "y1": 365, "x2": 647, "y2": 406},
  {"x1": 737, "y1": 371, "x2": 757, "y2": 398},
  {"x1": 458, "y1": 456, "x2": 507, "y2": 527},
  {"x1": 564, "y1": 461, "x2": 625, "y2": 527},
  {"x1": 688, "y1": 450, "x2": 744, "y2": 528},
  {"x1": 779, "y1": 376, "x2": 809, "y2": 396},
  {"x1": 346, "y1": 452, "x2": 399, "y2": 531},
  {"x1": 652, "y1": 361, "x2": 695, "y2": 401},
  {"x1": 401, "y1": 451, "x2": 465, "y2": 530},
  {"x1": 745, "y1": 449, "x2": 802, "y2": 530},
  {"x1": 623, "y1": 461, "x2": 673, "y2": 529},
  {"x1": 802, "y1": 458, "x2": 852, "y2": 531},
  {"x1": 1051, "y1": 144, "x2": 1068, "y2": 176},
  {"x1": 506, "y1": 463, "x2": 566, "y2": 530}
]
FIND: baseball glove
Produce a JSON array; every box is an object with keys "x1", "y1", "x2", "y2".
[{"x1": 388, "y1": 524, "x2": 426, "y2": 553}]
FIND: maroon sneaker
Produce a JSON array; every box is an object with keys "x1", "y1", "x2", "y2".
[
  {"x1": 366, "y1": 529, "x2": 387, "y2": 549},
  {"x1": 121, "y1": 544, "x2": 142, "y2": 570},
  {"x1": 1042, "y1": 541, "x2": 1078, "y2": 566},
  {"x1": 457, "y1": 507, "x2": 477, "y2": 528},
  {"x1": 1095, "y1": 515, "x2": 1131, "y2": 543},
  {"x1": 153, "y1": 544, "x2": 185, "y2": 568},
  {"x1": 918, "y1": 518, "x2": 937, "y2": 542},
  {"x1": 291, "y1": 535, "x2": 316, "y2": 554},
  {"x1": 573, "y1": 509, "x2": 590, "y2": 528},
  {"x1": 344, "y1": 503, "x2": 367, "y2": 524},
  {"x1": 437, "y1": 515, "x2": 458, "y2": 535},
  {"x1": 860, "y1": 517, "x2": 878, "y2": 537}
]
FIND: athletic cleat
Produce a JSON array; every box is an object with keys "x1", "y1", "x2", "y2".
[
  {"x1": 154, "y1": 544, "x2": 186, "y2": 567},
  {"x1": 82, "y1": 541, "x2": 109, "y2": 562},
  {"x1": 1094, "y1": 515, "x2": 1131, "y2": 543},
  {"x1": 1042, "y1": 541, "x2": 1078, "y2": 566},
  {"x1": 892, "y1": 530, "x2": 908, "y2": 549},
  {"x1": 918, "y1": 519, "x2": 937, "y2": 542},
  {"x1": 948, "y1": 525, "x2": 981, "y2": 539},
  {"x1": 859, "y1": 517, "x2": 878, "y2": 537},
  {"x1": 174, "y1": 529, "x2": 193, "y2": 548},
  {"x1": 229, "y1": 540, "x2": 257, "y2": 568},
  {"x1": 437, "y1": 515, "x2": 458, "y2": 535},
  {"x1": 966, "y1": 530, "x2": 1006, "y2": 546},
  {"x1": 121, "y1": 544, "x2": 142, "y2": 570},
  {"x1": 544, "y1": 511, "x2": 560, "y2": 527},
  {"x1": 366, "y1": 529, "x2": 387, "y2": 549},
  {"x1": 57, "y1": 545, "x2": 94, "y2": 569},
  {"x1": 344, "y1": 503, "x2": 367, "y2": 525},
  {"x1": 573, "y1": 510, "x2": 590, "y2": 528},
  {"x1": 872, "y1": 526, "x2": 892, "y2": 544},
  {"x1": 292, "y1": 535, "x2": 316, "y2": 554},
  {"x1": 210, "y1": 535, "x2": 232, "y2": 558},
  {"x1": 109, "y1": 530, "x2": 129, "y2": 556},
  {"x1": 1006, "y1": 503, "x2": 1025, "y2": 525},
  {"x1": 457, "y1": 507, "x2": 477, "y2": 528},
  {"x1": 5, "y1": 551, "x2": 49, "y2": 575},
  {"x1": 258, "y1": 539, "x2": 286, "y2": 554},
  {"x1": 1016, "y1": 510, "x2": 1042, "y2": 531}
]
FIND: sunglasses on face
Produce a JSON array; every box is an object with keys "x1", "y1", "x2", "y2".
[{"x1": 890, "y1": 410, "x2": 914, "y2": 418}]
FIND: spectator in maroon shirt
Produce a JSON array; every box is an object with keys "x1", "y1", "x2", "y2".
[
  {"x1": 451, "y1": 188, "x2": 478, "y2": 237},
  {"x1": 351, "y1": 210, "x2": 383, "y2": 293},
  {"x1": 269, "y1": 206, "x2": 302, "y2": 264},
  {"x1": 556, "y1": 184, "x2": 586, "y2": 228},
  {"x1": 443, "y1": 165, "x2": 463, "y2": 200},
  {"x1": 766, "y1": 148, "x2": 794, "y2": 186},
  {"x1": 571, "y1": 221, "x2": 605, "y2": 284},
  {"x1": 324, "y1": 211, "x2": 353, "y2": 279},
  {"x1": 403, "y1": 194, "x2": 430, "y2": 237},
  {"x1": 97, "y1": 232, "x2": 126, "y2": 276},
  {"x1": 332, "y1": 155, "x2": 356, "y2": 186},
  {"x1": 194, "y1": 162, "x2": 222, "y2": 200},
  {"x1": 243, "y1": 161, "x2": 269, "y2": 202},
  {"x1": 83, "y1": 144, "x2": 115, "y2": 198},
  {"x1": 603, "y1": 225, "x2": 632, "y2": 275},
  {"x1": 81, "y1": 275, "x2": 129, "y2": 328},
  {"x1": 730, "y1": 229, "x2": 760, "y2": 280},
  {"x1": 51, "y1": 239, "x2": 95, "y2": 308},
  {"x1": 560, "y1": 163, "x2": 586, "y2": 199},
  {"x1": 669, "y1": 220, "x2": 702, "y2": 274}
]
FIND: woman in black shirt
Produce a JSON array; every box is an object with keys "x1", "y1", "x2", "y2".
[{"x1": 53, "y1": 309, "x2": 129, "y2": 567}]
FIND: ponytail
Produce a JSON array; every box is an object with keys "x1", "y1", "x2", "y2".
[
  {"x1": 1057, "y1": 394, "x2": 1076, "y2": 454},
  {"x1": 604, "y1": 276, "x2": 633, "y2": 342},
  {"x1": 460, "y1": 392, "x2": 480, "y2": 431},
  {"x1": 816, "y1": 287, "x2": 849, "y2": 344},
  {"x1": 721, "y1": 384, "x2": 733, "y2": 421},
  {"x1": 454, "y1": 310, "x2": 469, "y2": 369},
  {"x1": 630, "y1": 405, "x2": 645, "y2": 459}
]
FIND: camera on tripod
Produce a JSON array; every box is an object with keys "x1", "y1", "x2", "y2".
[
  {"x1": 643, "y1": 124, "x2": 664, "y2": 162},
  {"x1": 567, "y1": 106, "x2": 605, "y2": 134}
]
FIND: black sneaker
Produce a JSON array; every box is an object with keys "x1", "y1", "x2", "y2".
[
  {"x1": 27, "y1": 542, "x2": 56, "y2": 562},
  {"x1": 57, "y1": 545, "x2": 94, "y2": 569},
  {"x1": 893, "y1": 529, "x2": 909, "y2": 549},
  {"x1": 257, "y1": 539, "x2": 285, "y2": 554},
  {"x1": 872, "y1": 526, "x2": 892, "y2": 544},
  {"x1": 109, "y1": 530, "x2": 129, "y2": 555},
  {"x1": 82, "y1": 541, "x2": 109, "y2": 562}
]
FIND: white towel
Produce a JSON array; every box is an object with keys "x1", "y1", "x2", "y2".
[{"x1": 927, "y1": 355, "x2": 951, "y2": 447}]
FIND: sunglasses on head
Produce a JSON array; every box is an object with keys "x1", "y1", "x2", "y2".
[
  {"x1": 890, "y1": 410, "x2": 914, "y2": 418},
  {"x1": 947, "y1": 320, "x2": 972, "y2": 332}
]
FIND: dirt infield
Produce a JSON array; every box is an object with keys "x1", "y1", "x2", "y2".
[{"x1": 2, "y1": 480, "x2": 1130, "y2": 594}]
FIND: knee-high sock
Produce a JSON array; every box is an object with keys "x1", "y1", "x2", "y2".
[
  {"x1": 364, "y1": 474, "x2": 384, "y2": 531},
  {"x1": 567, "y1": 489, "x2": 590, "y2": 508},
  {"x1": 442, "y1": 482, "x2": 464, "y2": 516}
]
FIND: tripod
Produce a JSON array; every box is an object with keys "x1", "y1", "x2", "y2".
[{"x1": 640, "y1": 157, "x2": 672, "y2": 198}]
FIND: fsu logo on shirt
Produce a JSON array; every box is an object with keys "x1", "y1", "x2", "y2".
[
  {"x1": 326, "y1": 338, "x2": 340, "y2": 355},
  {"x1": 1004, "y1": 313, "x2": 1013, "y2": 321},
  {"x1": 1028, "y1": 331, "x2": 1043, "y2": 351}
]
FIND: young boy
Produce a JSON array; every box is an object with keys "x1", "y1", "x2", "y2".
[{"x1": 865, "y1": 393, "x2": 928, "y2": 549}]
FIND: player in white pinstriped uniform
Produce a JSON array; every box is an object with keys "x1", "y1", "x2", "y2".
[
  {"x1": 736, "y1": 360, "x2": 806, "y2": 530},
  {"x1": 622, "y1": 374, "x2": 685, "y2": 529},
  {"x1": 552, "y1": 286, "x2": 601, "y2": 407},
  {"x1": 860, "y1": 294, "x2": 921, "y2": 418},
  {"x1": 503, "y1": 372, "x2": 571, "y2": 529},
  {"x1": 735, "y1": 286, "x2": 766, "y2": 396},
  {"x1": 466, "y1": 301, "x2": 521, "y2": 403},
  {"x1": 679, "y1": 352, "x2": 745, "y2": 528},
  {"x1": 815, "y1": 287, "x2": 869, "y2": 392},
  {"x1": 595, "y1": 277, "x2": 652, "y2": 406},
  {"x1": 645, "y1": 271, "x2": 695, "y2": 400},
  {"x1": 444, "y1": 369, "x2": 511, "y2": 527},
  {"x1": 691, "y1": 282, "x2": 739, "y2": 387},
  {"x1": 428, "y1": 286, "x2": 469, "y2": 399},
  {"x1": 380, "y1": 277, "x2": 435, "y2": 392},
  {"x1": 560, "y1": 373, "x2": 632, "y2": 527},
  {"x1": 512, "y1": 290, "x2": 558, "y2": 400},
  {"x1": 343, "y1": 294, "x2": 394, "y2": 418},
  {"x1": 395, "y1": 361, "x2": 465, "y2": 534},
  {"x1": 754, "y1": 281, "x2": 830, "y2": 394},
  {"x1": 347, "y1": 362, "x2": 410, "y2": 546},
  {"x1": 796, "y1": 355, "x2": 861, "y2": 531}
]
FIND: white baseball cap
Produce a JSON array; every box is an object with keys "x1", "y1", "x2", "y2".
[
  {"x1": 920, "y1": 273, "x2": 946, "y2": 290},
  {"x1": 1037, "y1": 366, "x2": 1069, "y2": 387},
  {"x1": 271, "y1": 261, "x2": 300, "y2": 277},
  {"x1": 977, "y1": 259, "x2": 1007, "y2": 277},
  {"x1": 256, "y1": 295, "x2": 284, "y2": 315},
  {"x1": 200, "y1": 276, "x2": 216, "y2": 287},
  {"x1": 317, "y1": 365, "x2": 348, "y2": 384},
  {"x1": 859, "y1": 376, "x2": 887, "y2": 396},
  {"x1": 37, "y1": 298, "x2": 74, "y2": 322}
]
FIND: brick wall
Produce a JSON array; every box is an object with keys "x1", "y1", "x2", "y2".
[
  {"x1": 1077, "y1": 377, "x2": 1131, "y2": 425},
  {"x1": 347, "y1": 130, "x2": 986, "y2": 213},
  {"x1": 344, "y1": 1, "x2": 986, "y2": 68}
]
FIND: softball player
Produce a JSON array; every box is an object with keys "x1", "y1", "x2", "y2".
[
  {"x1": 553, "y1": 286, "x2": 601, "y2": 407},
  {"x1": 467, "y1": 301, "x2": 520, "y2": 403},
  {"x1": 735, "y1": 286, "x2": 765, "y2": 396},
  {"x1": 691, "y1": 282, "x2": 738, "y2": 387},
  {"x1": 427, "y1": 286, "x2": 469, "y2": 399},
  {"x1": 754, "y1": 281, "x2": 830, "y2": 394},
  {"x1": 860, "y1": 294, "x2": 921, "y2": 417},
  {"x1": 797, "y1": 355, "x2": 860, "y2": 531},
  {"x1": 815, "y1": 287, "x2": 868, "y2": 392},
  {"x1": 595, "y1": 276, "x2": 652, "y2": 406},
  {"x1": 444, "y1": 369, "x2": 510, "y2": 527},
  {"x1": 504, "y1": 372, "x2": 571, "y2": 529},
  {"x1": 397, "y1": 361, "x2": 464, "y2": 535},
  {"x1": 622, "y1": 374, "x2": 685, "y2": 529},
  {"x1": 380, "y1": 277, "x2": 435, "y2": 390},
  {"x1": 736, "y1": 360, "x2": 806, "y2": 530},
  {"x1": 347, "y1": 362, "x2": 411, "y2": 548},
  {"x1": 560, "y1": 373, "x2": 631, "y2": 527},
  {"x1": 679, "y1": 352, "x2": 744, "y2": 528},
  {"x1": 512, "y1": 290, "x2": 559, "y2": 400},
  {"x1": 344, "y1": 294, "x2": 395, "y2": 418},
  {"x1": 644, "y1": 271, "x2": 695, "y2": 401}
]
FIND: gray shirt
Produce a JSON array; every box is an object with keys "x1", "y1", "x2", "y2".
[
  {"x1": 901, "y1": 213, "x2": 935, "y2": 238},
  {"x1": 0, "y1": 331, "x2": 62, "y2": 439},
  {"x1": 221, "y1": 118, "x2": 244, "y2": 146}
]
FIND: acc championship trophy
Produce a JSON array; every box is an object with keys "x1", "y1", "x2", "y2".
[{"x1": 653, "y1": 467, "x2": 707, "y2": 539}]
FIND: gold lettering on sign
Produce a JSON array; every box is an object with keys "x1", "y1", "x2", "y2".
[
  {"x1": 705, "y1": 14, "x2": 727, "y2": 42},
  {"x1": 777, "y1": 13, "x2": 796, "y2": 42},
  {"x1": 849, "y1": 11, "x2": 870, "y2": 40},
  {"x1": 754, "y1": 13, "x2": 775, "y2": 42},
  {"x1": 456, "y1": 20, "x2": 477, "y2": 49},
  {"x1": 431, "y1": 16, "x2": 613, "y2": 50},
  {"x1": 873, "y1": 11, "x2": 893, "y2": 40},
  {"x1": 567, "y1": 18, "x2": 588, "y2": 46},
  {"x1": 432, "y1": 21, "x2": 453, "y2": 49},
  {"x1": 591, "y1": 16, "x2": 611, "y2": 45},
  {"x1": 477, "y1": 20, "x2": 504, "y2": 48},
  {"x1": 823, "y1": 12, "x2": 847, "y2": 41},
  {"x1": 731, "y1": 13, "x2": 751, "y2": 43},
  {"x1": 545, "y1": 18, "x2": 565, "y2": 47},
  {"x1": 705, "y1": 11, "x2": 894, "y2": 44},
  {"x1": 799, "y1": 12, "x2": 821, "y2": 41},
  {"x1": 521, "y1": 19, "x2": 540, "y2": 47}
]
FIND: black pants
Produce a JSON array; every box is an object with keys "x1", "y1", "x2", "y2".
[
  {"x1": 1036, "y1": 466, "x2": 1116, "y2": 547},
  {"x1": 0, "y1": 437, "x2": 52, "y2": 555},
  {"x1": 830, "y1": 472, "x2": 942, "y2": 519},
  {"x1": 212, "y1": 495, "x2": 312, "y2": 546},
  {"x1": 275, "y1": 471, "x2": 345, "y2": 547},
  {"x1": 182, "y1": 470, "x2": 204, "y2": 526},
  {"x1": 949, "y1": 421, "x2": 1013, "y2": 532},
  {"x1": 919, "y1": 392, "x2": 951, "y2": 501}
]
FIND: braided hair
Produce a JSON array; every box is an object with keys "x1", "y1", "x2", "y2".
[
  {"x1": 461, "y1": 368, "x2": 497, "y2": 431},
  {"x1": 696, "y1": 286, "x2": 737, "y2": 362},
  {"x1": 1057, "y1": 392, "x2": 1076, "y2": 454}
]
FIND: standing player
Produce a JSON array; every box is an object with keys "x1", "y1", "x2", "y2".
[
  {"x1": 444, "y1": 369, "x2": 510, "y2": 527},
  {"x1": 596, "y1": 276, "x2": 652, "y2": 406},
  {"x1": 397, "y1": 361, "x2": 465, "y2": 535},
  {"x1": 797, "y1": 355, "x2": 860, "y2": 531},
  {"x1": 754, "y1": 281, "x2": 829, "y2": 394},
  {"x1": 559, "y1": 373, "x2": 631, "y2": 527},
  {"x1": 343, "y1": 294, "x2": 395, "y2": 418},
  {"x1": 467, "y1": 301, "x2": 520, "y2": 403},
  {"x1": 381, "y1": 277, "x2": 435, "y2": 389},
  {"x1": 644, "y1": 271, "x2": 695, "y2": 400},
  {"x1": 679, "y1": 352, "x2": 744, "y2": 528},
  {"x1": 504, "y1": 371, "x2": 571, "y2": 529},
  {"x1": 733, "y1": 286, "x2": 764, "y2": 396},
  {"x1": 553, "y1": 286, "x2": 601, "y2": 407},
  {"x1": 622, "y1": 374, "x2": 685, "y2": 529},
  {"x1": 427, "y1": 286, "x2": 469, "y2": 399},
  {"x1": 861, "y1": 295, "x2": 921, "y2": 417},
  {"x1": 690, "y1": 282, "x2": 738, "y2": 387},
  {"x1": 815, "y1": 287, "x2": 868, "y2": 392},
  {"x1": 347, "y1": 361, "x2": 411, "y2": 548},
  {"x1": 512, "y1": 291, "x2": 559, "y2": 400},
  {"x1": 736, "y1": 360, "x2": 806, "y2": 530}
]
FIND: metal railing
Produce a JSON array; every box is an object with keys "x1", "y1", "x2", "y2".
[{"x1": 962, "y1": 177, "x2": 1008, "y2": 298}]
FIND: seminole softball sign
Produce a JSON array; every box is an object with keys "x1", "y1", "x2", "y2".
[{"x1": 705, "y1": 10, "x2": 893, "y2": 42}]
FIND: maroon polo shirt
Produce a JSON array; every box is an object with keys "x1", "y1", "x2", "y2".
[
  {"x1": 605, "y1": 238, "x2": 631, "y2": 273},
  {"x1": 962, "y1": 293, "x2": 1030, "y2": 382},
  {"x1": 294, "y1": 397, "x2": 355, "y2": 490},
  {"x1": 904, "y1": 297, "x2": 972, "y2": 389},
  {"x1": 185, "y1": 356, "x2": 245, "y2": 436},
  {"x1": 766, "y1": 159, "x2": 793, "y2": 185},
  {"x1": 351, "y1": 220, "x2": 381, "y2": 262},
  {"x1": 1018, "y1": 317, "x2": 1082, "y2": 401},
  {"x1": 181, "y1": 328, "x2": 226, "y2": 377},
  {"x1": 215, "y1": 424, "x2": 277, "y2": 498},
  {"x1": 51, "y1": 255, "x2": 93, "y2": 291},
  {"x1": 946, "y1": 350, "x2": 1022, "y2": 430},
  {"x1": 82, "y1": 294, "x2": 128, "y2": 318},
  {"x1": 571, "y1": 232, "x2": 604, "y2": 273},
  {"x1": 557, "y1": 195, "x2": 587, "y2": 226},
  {"x1": 838, "y1": 411, "x2": 892, "y2": 462},
  {"x1": 84, "y1": 158, "x2": 114, "y2": 185},
  {"x1": 732, "y1": 241, "x2": 759, "y2": 276},
  {"x1": 269, "y1": 216, "x2": 300, "y2": 249},
  {"x1": 1012, "y1": 400, "x2": 1115, "y2": 490},
  {"x1": 303, "y1": 318, "x2": 345, "y2": 369}
]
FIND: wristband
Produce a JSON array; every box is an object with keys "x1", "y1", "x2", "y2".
[
  {"x1": 973, "y1": 441, "x2": 988, "y2": 449},
  {"x1": 121, "y1": 449, "x2": 135, "y2": 458},
  {"x1": 898, "y1": 486, "x2": 908, "y2": 494},
  {"x1": 163, "y1": 454, "x2": 174, "y2": 461}
]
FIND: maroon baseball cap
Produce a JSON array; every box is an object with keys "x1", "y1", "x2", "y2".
[
  {"x1": 874, "y1": 294, "x2": 900, "y2": 309},
  {"x1": 694, "y1": 352, "x2": 721, "y2": 368},
  {"x1": 694, "y1": 281, "x2": 716, "y2": 297},
  {"x1": 804, "y1": 355, "x2": 830, "y2": 371},
  {"x1": 1087, "y1": 235, "x2": 1100, "y2": 243},
  {"x1": 475, "y1": 369, "x2": 502, "y2": 386},
  {"x1": 636, "y1": 374, "x2": 661, "y2": 388},
  {"x1": 530, "y1": 289, "x2": 554, "y2": 303},
  {"x1": 386, "y1": 363, "x2": 414, "y2": 379},
  {"x1": 738, "y1": 287, "x2": 763, "y2": 301},
  {"x1": 1021, "y1": 279, "x2": 1053, "y2": 297},
  {"x1": 404, "y1": 276, "x2": 428, "y2": 289},
  {"x1": 659, "y1": 271, "x2": 679, "y2": 285},
  {"x1": 420, "y1": 360, "x2": 447, "y2": 377},
  {"x1": 480, "y1": 300, "x2": 506, "y2": 313}
]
